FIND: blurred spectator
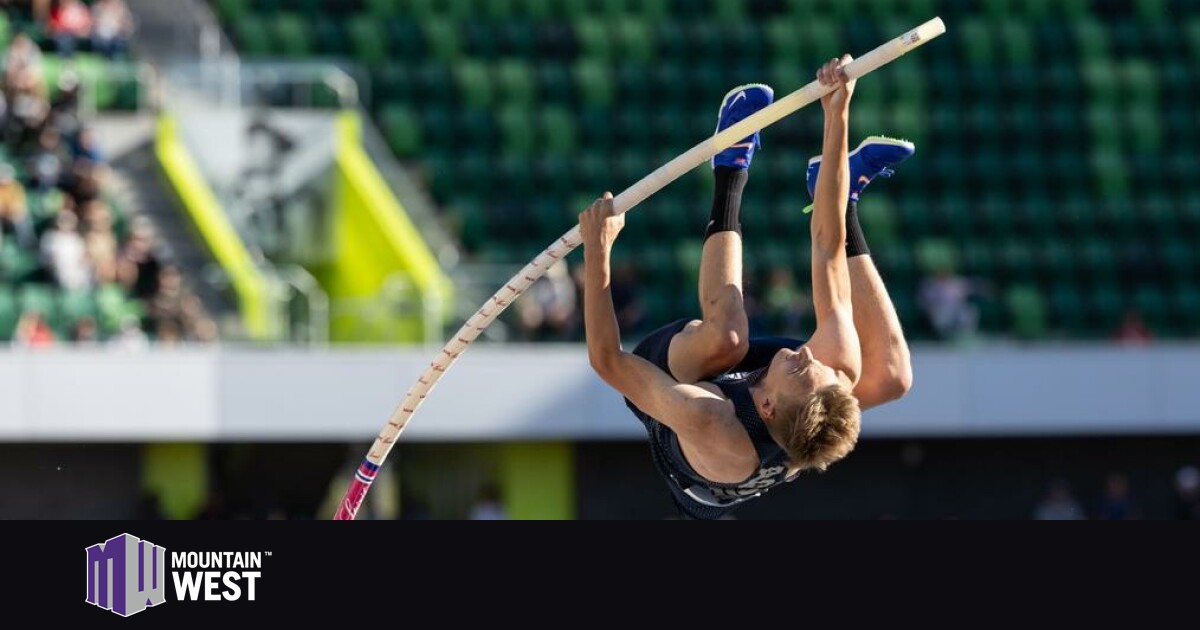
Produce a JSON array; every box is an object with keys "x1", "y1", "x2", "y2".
[
  {"x1": 108, "y1": 314, "x2": 149, "y2": 350},
  {"x1": 91, "y1": 0, "x2": 134, "y2": 59},
  {"x1": 1173, "y1": 466, "x2": 1200, "y2": 521},
  {"x1": 69, "y1": 315, "x2": 98, "y2": 343},
  {"x1": 762, "y1": 265, "x2": 810, "y2": 336},
  {"x1": 49, "y1": 68, "x2": 81, "y2": 137},
  {"x1": 517, "y1": 260, "x2": 575, "y2": 341},
  {"x1": 40, "y1": 210, "x2": 91, "y2": 290},
  {"x1": 148, "y1": 263, "x2": 185, "y2": 329},
  {"x1": 66, "y1": 154, "x2": 103, "y2": 204},
  {"x1": 73, "y1": 126, "x2": 104, "y2": 165},
  {"x1": 1031, "y1": 478, "x2": 1086, "y2": 521},
  {"x1": 117, "y1": 219, "x2": 162, "y2": 300},
  {"x1": 27, "y1": 126, "x2": 70, "y2": 191},
  {"x1": 4, "y1": 33, "x2": 44, "y2": 92},
  {"x1": 13, "y1": 309, "x2": 55, "y2": 347},
  {"x1": 468, "y1": 483, "x2": 507, "y2": 520},
  {"x1": 1095, "y1": 472, "x2": 1141, "y2": 520},
  {"x1": 611, "y1": 262, "x2": 645, "y2": 336},
  {"x1": 182, "y1": 294, "x2": 218, "y2": 343},
  {"x1": 154, "y1": 318, "x2": 183, "y2": 347},
  {"x1": 918, "y1": 268, "x2": 980, "y2": 341},
  {"x1": 48, "y1": 0, "x2": 92, "y2": 57},
  {"x1": 1114, "y1": 309, "x2": 1153, "y2": 346},
  {"x1": 0, "y1": 163, "x2": 34, "y2": 248},
  {"x1": 81, "y1": 200, "x2": 118, "y2": 284}
]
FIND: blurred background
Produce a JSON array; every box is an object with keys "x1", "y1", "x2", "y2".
[{"x1": 1, "y1": 0, "x2": 1198, "y2": 520}]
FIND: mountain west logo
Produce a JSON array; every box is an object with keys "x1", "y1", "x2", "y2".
[
  {"x1": 85, "y1": 533, "x2": 167, "y2": 617},
  {"x1": 85, "y1": 533, "x2": 267, "y2": 617}
]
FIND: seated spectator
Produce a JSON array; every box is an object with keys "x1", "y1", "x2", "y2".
[
  {"x1": 117, "y1": 219, "x2": 161, "y2": 300},
  {"x1": 73, "y1": 126, "x2": 104, "y2": 165},
  {"x1": 610, "y1": 262, "x2": 645, "y2": 337},
  {"x1": 148, "y1": 263, "x2": 186, "y2": 331},
  {"x1": 67, "y1": 155, "x2": 103, "y2": 204},
  {"x1": 48, "y1": 0, "x2": 92, "y2": 57},
  {"x1": 5, "y1": 68, "x2": 48, "y2": 148},
  {"x1": 1114, "y1": 308, "x2": 1153, "y2": 346},
  {"x1": 918, "y1": 267, "x2": 981, "y2": 341},
  {"x1": 81, "y1": 200, "x2": 118, "y2": 284},
  {"x1": 70, "y1": 315, "x2": 99, "y2": 343},
  {"x1": 108, "y1": 314, "x2": 148, "y2": 350},
  {"x1": 1096, "y1": 472, "x2": 1141, "y2": 520},
  {"x1": 762, "y1": 265, "x2": 811, "y2": 336},
  {"x1": 13, "y1": 309, "x2": 56, "y2": 348},
  {"x1": 1173, "y1": 466, "x2": 1200, "y2": 521},
  {"x1": 154, "y1": 318, "x2": 183, "y2": 347},
  {"x1": 49, "y1": 69, "x2": 81, "y2": 137},
  {"x1": 0, "y1": 163, "x2": 35, "y2": 248},
  {"x1": 4, "y1": 33, "x2": 44, "y2": 93},
  {"x1": 27, "y1": 126, "x2": 70, "y2": 192},
  {"x1": 1031, "y1": 478, "x2": 1086, "y2": 521},
  {"x1": 91, "y1": 0, "x2": 134, "y2": 59},
  {"x1": 516, "y1": 260, "x2": 575, "y2": 341},
  {"x1": 40, "y1": 210, "x2": 91, "y2": 290}
]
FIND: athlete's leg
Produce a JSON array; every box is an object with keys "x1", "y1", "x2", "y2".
[
  {"x1": 667, "y1": 84, "x2": 774, "y2": 384},
  {"x1": 805, "y1": 137, "x2": 914, "y2": 408}
]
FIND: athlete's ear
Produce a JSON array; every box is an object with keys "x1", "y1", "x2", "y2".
[{"x1": 761, "y1": 396, "x2": 775, "y2": 421}]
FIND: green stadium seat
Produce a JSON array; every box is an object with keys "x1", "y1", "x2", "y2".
[
  {"x1": 0, "y1": 247, "x2": 40, "y2": 283},
  {"x1": 214, "y1": 0, "x2": 249, "y2": 22},
  {"x1": 379, "y1": 104, "x2": 422, "y2": 158},
  {"x1": 574, "y1": 16, "x2": 610, "y2": 60},
  {"x1": 234, "y1": 14, "x2": 271, "y2": 56},
  {"x1": 313, "y1": 20, "x2": 348, "y2": 56},
  {"x1": 385, "y1": 18, "x2": 425, "y2": 58},
  {"x1": 0, "y1": 285, "x2": 16, "y2": 341},
  {"x1": 1133, "y1": 285, "x2": 1171, "y2": 335},
  {"x1": 454, "y1": 60, "x2": 492, "y2": 108},
  {"x1": 539, "y1": 106, "x2": 577, "y2": 156},
  {"x1": 270, "y1": 13, "x2": 312, "y2": 56},
  {"x1": 1048, "y1": 283, "x2": 1087, "y2": 336},
  {"x1": 364, "y1": 0, "x2": 398, "y2": 18},
  {"x1": 573, "y1": 59, "x2": 614, "y2": 108},
  {"x1": 422, "y1": 18, "x2": 461, "y2": 61},
  {"x1": 347, "y1": 15, "x2": 387, "y2": 65},
  {"x1": 1074, "y1": 19, "x2": 1110, "y2": 60},
  {"x1": 1170, "y1": 284, "x2": 1200, "y2": 336},
  {"x1": 495, "y1": 59, "x2": 535, "y2": 105},
  {"x1": 1006, "y1": 284, "x2": 1047, "y2": 340},
  {"x1": 498, "y1": 104, "x2": 536, "y2": 155},
  {"x1": 615, "y1": 16, "x2": 653, "y2": 63},
  {"x1": 1087, "y1": 282, "x2": 1124, "y2": 334},
  {"x1": 18, "y1": 284, "x2": 57, "y2": 329},
  {"x1": 59, "y1": 289, "x2": 97, "y2": 325}
]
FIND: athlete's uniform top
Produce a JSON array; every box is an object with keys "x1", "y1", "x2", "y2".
[{"x1": 625, "y1": 318, "x2": 805, "y2": 520}]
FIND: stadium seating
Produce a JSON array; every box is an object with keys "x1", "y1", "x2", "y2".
[{"x1": 209, "y1": 0, "x2": 1200, "y2": 341}]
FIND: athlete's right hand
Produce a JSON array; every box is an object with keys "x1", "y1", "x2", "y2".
[
  {"x1": 818, "y1": 54, "x2": 856, "y2": 115},
  {"x1": 579, "y1": 191, "x2": 624, "y2": 253}
]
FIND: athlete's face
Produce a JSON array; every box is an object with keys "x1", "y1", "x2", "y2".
[{"x1": 765, "y1": 346, "x2": 840, "y2": 403}]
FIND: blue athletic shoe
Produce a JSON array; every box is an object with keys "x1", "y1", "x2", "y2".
[
  {"x1": 712, "y1": 83, "x2": 774, "y2": 170},
  {"x1": 802, "y1": 136, "x2": 915, "y2": 212}
]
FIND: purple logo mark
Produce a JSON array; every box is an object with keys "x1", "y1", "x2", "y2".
[{"x1": 85, "y1": 533, "x2": 167, "y2": 617}]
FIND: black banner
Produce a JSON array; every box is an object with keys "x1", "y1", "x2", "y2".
[{"x1": 7, "y1": 520, "x2": 1191, "y2": 625}]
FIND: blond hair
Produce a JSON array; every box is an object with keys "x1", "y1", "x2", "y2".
[{"x1": 768, "y1": 385, "x2": 861, "y2": 472}]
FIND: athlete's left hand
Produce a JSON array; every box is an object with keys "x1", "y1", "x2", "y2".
[{"x1": 579, "y1": 192, "x2": 624, "y2": 252}]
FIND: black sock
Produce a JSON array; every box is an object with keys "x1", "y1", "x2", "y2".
[
  {"x1": 705, "y1": 166, "x2": 747, "y2": 241},
  {"x1": 846, "y1": 201, "x2": 870, "y2": 257}
]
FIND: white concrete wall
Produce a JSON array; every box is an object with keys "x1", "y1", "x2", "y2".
[{"x1": 2, "y1": 343, "x2": 1199, "y2": 441}]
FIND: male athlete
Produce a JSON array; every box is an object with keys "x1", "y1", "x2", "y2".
[{"x1": 580, "y1": 56, "x2": 915, "y2": 519}]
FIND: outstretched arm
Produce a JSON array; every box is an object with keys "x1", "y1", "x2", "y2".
[
  {"x1": 580, "y1": 193, "x2": 735, "y2": 437},
  {"x1": 807, "y1": 56, "x2": 862, "y2": 386}
]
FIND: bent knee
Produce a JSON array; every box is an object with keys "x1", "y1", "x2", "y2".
[{"x1": 709, "y1": 327, "x2": 750, "y2": 367}]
